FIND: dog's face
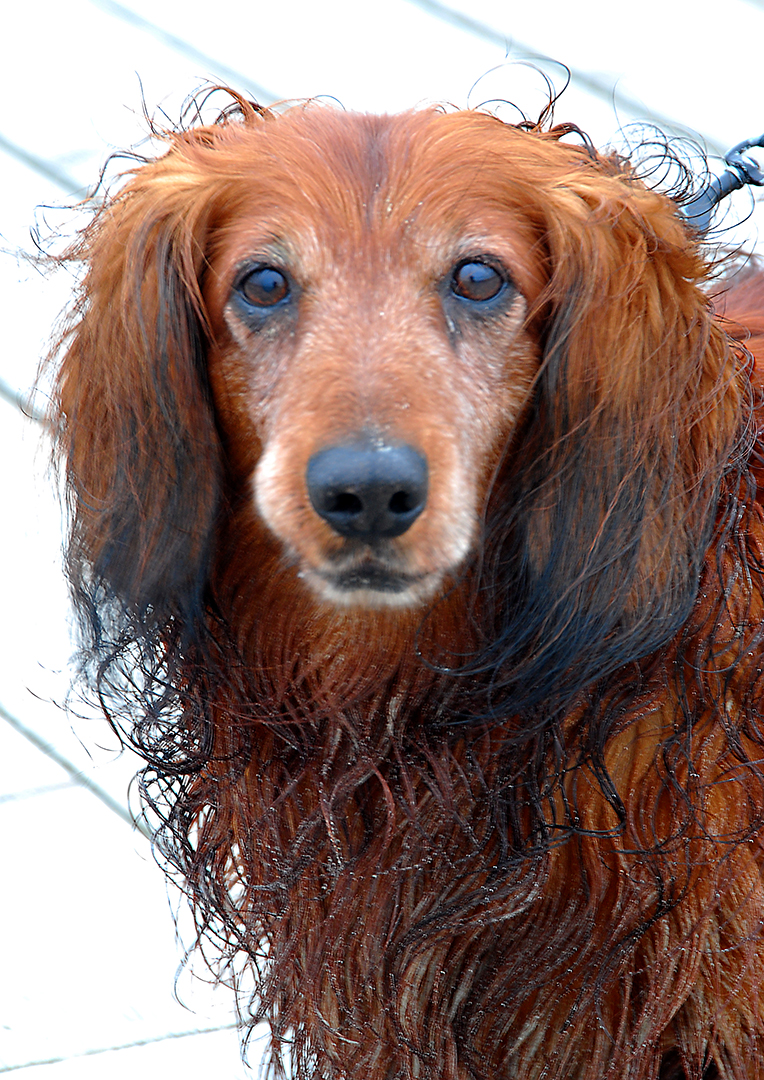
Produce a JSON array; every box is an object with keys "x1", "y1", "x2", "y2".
[
  {"x1": 60, "y1": 101, "x2": 727, "y2": 690},
  {"x1": 203, "y1": 110, "x2": 544, "y2": 609}
]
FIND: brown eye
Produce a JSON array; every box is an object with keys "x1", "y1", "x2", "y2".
[
  {"x1": 451, "y1": 260, "x2": 506, "y2": 302},
  {"x1": 239, "y1": 266, "x2": 290, "y2": 307}
]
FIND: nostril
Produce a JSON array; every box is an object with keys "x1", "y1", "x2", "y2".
[
  {"x1": 307, "y1": 441, "x2": 428, "y2": 542},
  {"x1": 328, "y1": 492, "x2": 363, "y2": 515},
  {"x1": 389, "y1": 490, "x2": 417, "y2": 515}
]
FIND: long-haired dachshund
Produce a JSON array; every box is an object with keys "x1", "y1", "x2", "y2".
[{"x1": 50, "y1": 93, "x2": 764, "y2": 1079}]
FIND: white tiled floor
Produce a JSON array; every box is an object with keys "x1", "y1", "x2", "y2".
[
  {"x1": 0, "y1": 722, "x2": 252, "y2": 1077},
  {"x1": 0, "y1": 404, "x2": 251, "y2": 1075},
  {"x1": 0, "y1": 772, "x2": 235, "y2": 1071},
  {"x1": 2, "y1": 1, "x2": 764, "y2": 1074}
]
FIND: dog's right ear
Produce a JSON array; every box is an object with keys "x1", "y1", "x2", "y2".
[{"x1": 51, "y1": 134, "x2": 225, "y2": 635}]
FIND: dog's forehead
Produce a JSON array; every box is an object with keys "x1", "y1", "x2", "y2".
[
  {"x1": 209, "y1": 108, "x2": 546, "y2": 294},
  {"x1": 233, "y1": 108, "x2": 545, "y2": 218}
]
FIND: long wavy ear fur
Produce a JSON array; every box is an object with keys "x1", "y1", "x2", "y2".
[
  {"x1": 476, "y1": 145, "x2": 747, "y2": 713},
  {"x1": 50, "y1": 137, "x2": 224, "y2": 649}
]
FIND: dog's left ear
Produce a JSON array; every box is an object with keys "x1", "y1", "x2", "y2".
[{"x1": 486, "y1": 162, "x2": 748, "y2": 709}]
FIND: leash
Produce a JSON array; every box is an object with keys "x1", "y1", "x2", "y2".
[{"x1": 683, "y1": 133, "x2": 764, "y2": 233}]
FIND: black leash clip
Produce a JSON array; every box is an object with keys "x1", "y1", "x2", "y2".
[{"x1": 683, "y1": 133, "x2": 764, "y2": 234}]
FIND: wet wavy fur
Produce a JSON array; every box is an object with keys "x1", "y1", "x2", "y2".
[{"x1": 50, "y1": 93, "x2": 764, "y2": 1079}]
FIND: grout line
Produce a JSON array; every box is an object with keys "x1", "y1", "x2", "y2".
[
  {"x1": 0, "y1": 378, "x2": 46, "y2": 425},
  {"x1": 0, "y1": 1023, "x2": 241, "y2": 1073},
  {"x1": 0, "y1": 780, "x2": 78, "y2": 805},
  {"x1": 0, "y1": 133, "x2": 86, "y2": 196},
  {"x1": 0, "y1": 700, "x2": 150, "y2": 840},
  {"x1": 405, "y1": 0, "x2": 725, "y2": 155},
  {"x1": 87, "y1": 0, "x2": 276, "y2": 105}
]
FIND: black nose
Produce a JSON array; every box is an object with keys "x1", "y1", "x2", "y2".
[{"x1": 306, "y1": 441, "x2": 428, "y2": 541}]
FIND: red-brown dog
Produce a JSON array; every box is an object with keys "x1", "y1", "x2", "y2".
[{"x1": 51, "y1": 94, "x2": 764, "y2": 1079}]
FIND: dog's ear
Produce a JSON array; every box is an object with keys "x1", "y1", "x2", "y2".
[
  {"x1": 484, "y1": 160, "x2": 747, "y2": 710},
  {"x1": 51, "y1": 133, "x2": 225, "y2": 637}
]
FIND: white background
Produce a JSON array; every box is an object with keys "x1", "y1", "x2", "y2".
[{"x1": 1, "y1": 1, "x2": 763, "y2": 1074}]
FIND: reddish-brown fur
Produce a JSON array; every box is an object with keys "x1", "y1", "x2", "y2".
[{"x1": 51, "y1": 96, "x2": 764, "y2": 1079}]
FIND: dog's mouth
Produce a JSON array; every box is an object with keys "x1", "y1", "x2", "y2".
[
  {"x1": 329, "y1": 562, "x2": 420, "y2": 593},
  {"x1": 303, "y1": 551, "x2": 441, "y2": 609}
]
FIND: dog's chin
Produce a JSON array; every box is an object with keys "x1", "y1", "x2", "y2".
[{"x1": 300, "y1": 561, "x2": 444, "y2": 610}]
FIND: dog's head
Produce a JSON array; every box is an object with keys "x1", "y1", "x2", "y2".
[{"x1": 53, "y1": 101, "x2": 746, "y2": 705}]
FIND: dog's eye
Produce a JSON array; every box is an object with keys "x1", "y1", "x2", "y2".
[
  {"x1": 451, "y1": 261, "x2": 506, "y2": 302},
  {"x1": 238, "y1": 266, "x2": 290, "y2": 307}
]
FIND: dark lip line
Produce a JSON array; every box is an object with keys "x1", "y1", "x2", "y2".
[{"x1": 317, "y1": 563, "x2": 427, "y2": 593}]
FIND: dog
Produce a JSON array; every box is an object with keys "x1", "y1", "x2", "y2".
[{"x1": 49, "y1": 93, "x2": 764, "y2": 1079}]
